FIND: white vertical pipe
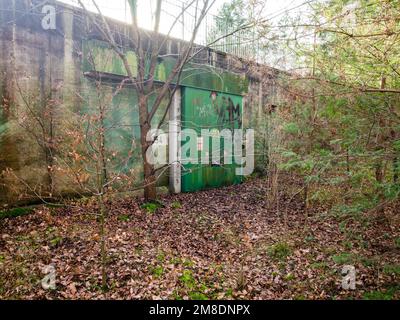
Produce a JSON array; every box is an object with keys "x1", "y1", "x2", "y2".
[{"x1": 169, "y1": 87, "x2": 182, "y2": 193}]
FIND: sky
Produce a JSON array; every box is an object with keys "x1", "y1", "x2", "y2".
[{"x1": 59, "y1": 0, "x2": 306, "y2": 42}]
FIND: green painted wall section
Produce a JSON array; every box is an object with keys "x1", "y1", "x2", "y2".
[
  {"x1": 82, "y1": 39, "x2": 138, "y2": 77},
  {"x1": 82, "y1": 40, "x2": 248, "y2": 96},
  {"x1": 156, "y1": 57, "x2": 249, "y2": 96},
  {"x1": 81, "y1": 78, "x2": 170, "y2": 186},
  {"x1": 181, "y1": 87, "x2": 243, "y2": 192}
]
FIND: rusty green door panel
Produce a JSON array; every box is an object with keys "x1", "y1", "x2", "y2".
[{"x1": 181, "y1": 87, "x2": 243, "y2": 192}]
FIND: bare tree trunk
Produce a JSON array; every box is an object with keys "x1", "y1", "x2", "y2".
[
  {"x1": 45, "y1": 148, "x2": 54, "y2": 195},
  {"x1": 98, "y1": 194, "x2": 107, "y2": 291},
  {"x1": 138, "y1": 95, "x2": 157, "y2": 201},
  {"x1": 143, "y1": 144, "x2": 157, "y2": 201},
  {"x1": 390, "y1": 110, "x2": 399, "y2": 185},
  {"x1": 97, "y1": 89, "x2": 108, "y2": 291},
  {"x1": 345, "y1": 147, "x2": 351, "y2": 204},
  {"x1": 375, "y1": 76, "x2": 387, "y2": 214}
]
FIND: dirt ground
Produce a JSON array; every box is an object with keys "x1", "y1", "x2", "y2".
[{"x1": 0, "y1": 176, "x2": 399, "y2": 300}]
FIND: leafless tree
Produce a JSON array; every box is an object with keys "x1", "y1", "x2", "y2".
[{"x1": 77, "y1": 0, "x2": 218, "y2": 201}]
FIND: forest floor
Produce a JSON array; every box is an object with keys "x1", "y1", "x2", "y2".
[{"x1": 0, "y1": 175, "x2": 399, "y2": 300}]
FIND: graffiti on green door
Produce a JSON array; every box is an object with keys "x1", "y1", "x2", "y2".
[{"x1": 181, "y1": 87, "x2": 243, "y2": 192}]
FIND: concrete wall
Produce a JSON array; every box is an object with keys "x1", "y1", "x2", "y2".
[
  {"x1": 0, "y1": 0, "x2": 285, "y2": 205},
  {"x1": 0, "y1": 0, "x2": 83, "y2": 204}
]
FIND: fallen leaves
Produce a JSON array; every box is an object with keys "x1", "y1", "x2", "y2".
[{"x1": 0, "y1": 176, "x2": 399, "y2": 300}]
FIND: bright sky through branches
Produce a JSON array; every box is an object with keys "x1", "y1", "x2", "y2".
[{"x1": 59, "y1": 0, "x2": 306, "y2": 42}]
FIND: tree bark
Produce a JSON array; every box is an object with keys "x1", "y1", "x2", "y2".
[{"x1": 138, "y1": 95, "x2": 157, "y2": 201}]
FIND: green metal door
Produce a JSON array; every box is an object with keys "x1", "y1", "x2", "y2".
[{"x1": 181, "y1": 87, "x2": 243, "y2": 192}]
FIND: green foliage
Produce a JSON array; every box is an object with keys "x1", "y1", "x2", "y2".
[
  {"x1": 363, "y1": 287, "x2": 399, "y2": 300},
  {"x1": 151, "y1": 265, "x2": 164, "y2": 278},
  {"x1": 175, "y1": 268, "x2": 214, "y2": 300},
  {"x1": 172, "y1": 290, "x2": 183, "y2": 300},
  {"x1": 383, "y1": 265, "x2": 400, "y2": 276},
  {"x1": 118, "y1": 214, "x2": 130, "y2": 222},
  {"x1": 305, "y1": 235, "x2": 316, "y2": 242},
  {"x1": 331, "y1": 201, "x2": 374, "y2": 220},
  {"x1": 310, "y1": 261, "x2": 328, "y2": 270},
  {"x1": 141, "y1": 202, "x2": 161, "y2": 214},
  {"x1": 225, "y1": 288, "x2": 233, "y2": 298},
  {"x1": 332, "y1": 253, "x2": 354, "y2": 265},
  {"x1": 179, "y1": 270, "x2": 196, "y2": 289},
  {"x1": 183, "y1": 259, "x2": 195, "y2": 268},
  {"x1": 267, "y1": 242, "x2": 292, "y2": 261},
  {"x1": 271, "y1": 0, "x2": 400, "y2": 218},
  {"x1": 171, "y1": 201, "x2": 182, "y2": 209},
  {"x1": 279, "y1": 152, "x2": 316, "y2": 173},
  {"x1": 283, "y1": 122, "x2": 300, "y2": 135},
  {"x1": 360, "y1": 257, "x2": 377, "y2": 268},
  {"x1": 207, "y1": 0, "x2": 264, "y2": 58},
  {"x1": 0, "y1": 207, "x2": 35, "y2": 220},
  {"x1": 284, "y1": 273, "x2": 295, "y2": 281},
  {"x1": 395, "y1": 238, "x2": 400, "y2": 249},
  {"x1": 156, "y1": 251, "x2": 166, "y2": 263},
  {"x1": 49, "y1": 236, "x2": 63, "y2": 247},
  {"x1": 188, "y1": 292, "x2": 209, "y2": 300}
]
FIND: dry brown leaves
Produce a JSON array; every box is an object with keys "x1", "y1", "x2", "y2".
[{"x1": 0, "y1": 177, "x2": 399, "y2": 300}]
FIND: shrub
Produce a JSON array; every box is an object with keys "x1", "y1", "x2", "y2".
[{"x1": 267, "y1": 242, "x2": 292, "y2": 261}]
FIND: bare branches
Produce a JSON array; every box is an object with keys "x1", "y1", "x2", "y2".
[{"x1": 288, "y1": 76, "x2": 400, "y2": 94}]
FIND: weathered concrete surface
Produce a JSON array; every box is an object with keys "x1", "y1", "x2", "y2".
[
  {"x1": 0, "y1": 1, "x2": 83, "y2": 204},
  {"x1": 0, "y1": 0, "x2": 285, "y2": 205}
]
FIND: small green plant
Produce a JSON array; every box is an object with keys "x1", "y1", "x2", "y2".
[
  {"x1": 183, "y1": 259, "x2": 195, "y2": 268},
  {"x1": 151, "y1": 265, "x2": 164, "y2": 278},
  {"x1": 0, "y1": 207, "x2": 35, "y2": 220},
  {"x1": 225, "y1": 288, "x2": 233, "y2": 297},
  {"x1": 383, "y1": 233, "x2": 390, "y2": 240},
  {"x1": 141, "y1": 202, "x2": 161, "y2": 214},
  {"x1": 171, "y1": 201, "x2": 182, "y2": 209},
  {"x1": 343, "y1": 240, "x2": 353, "y2": 250},
  {"x1": 179, "y1": 270, "x2": 196, "y2": 289},
  {"x1": 189, "y1": 291, "x2": 208, "y2": 300},
  {"x1": 118, "y1": 214, "x2": 130, "y2": 222},
  {"x1": 363, "y1": 287, "x2": 398, "y2": 300},
  {"x1": 134, "y1": 245, "x2": 143, "y2": 255},
  {"x1": 87, "y1": 276, "x2": 103, "y2": 292},
  {"x1": 45, "y1": 226, "x2": 57, "y2": 235},
  {"x1": 305, "y1": 235, "x2": 315, "y2": 242},
  {"x1": 383, "y1": 264, "x2": 400, "y2": 276},
  {"x1": 172, "y1": 290, "x2": 183, "y2": 300},
  {"x1": 49, "y1": 236, "x2": 63, "y2": 247},
  {"x1": 332, "y1": 253, "x2": 354, "y2": 264},
  {"x1": 310, "y1": 261, "x2": 328, "y2": 270},
  {"x1": 361, "y1": 257, "x2": 377, "y2": 267},
  {"x1": 267, "y1": 242, "x2": 292, "y2": 261},
  {"x1": 284, "y1": 273, "x2": 295, "y2": 281},
  {"x1": 170, "y1": 256, "x2": 182, "y2": 265},
  {"x1": 0, "y1": 255, "x2": 5, "y2": 264},
  {"x1": 395, "y1": 238, "x2": 400, "y2": 249},
  {"x1": 156, "y1": 251, "x2": 166, "y2": 263}
]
